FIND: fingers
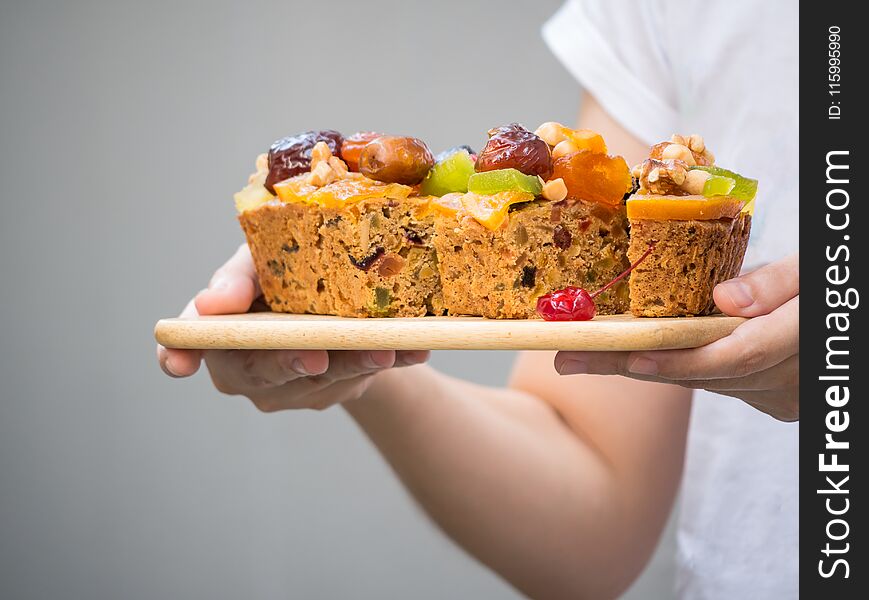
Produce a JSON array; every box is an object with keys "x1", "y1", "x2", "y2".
[
  {"x1": 195, "y1": 244, "x2": 262, "y2": 316},
  {"x1": 559, "y1": 355, "x2": 797, "y2": 393},
  {"x1": 245, "y1": 372, "x2": 381, "y2": 413},
  {"x1": 313, "y1": 350, "x2": 397, "y2": 381},
  {"x1": 290, "y1": 374, "x2": 393, "y2": 411},
  {"x1": 204, "y1": 349, "x2": 327, "y2": 392},
  {"x1": 159, "y1": 244, "x2": 260, "y2": 377},
  {"x1": 629, "y1": 297, "x2": 799, "y2": 380},
  {"x1": 246, "y1": 350, "x2": 330, "y2": 385},
  {"x1": 302, "y1": 350, "x2": 427, "y2": 385},
  {"x1": 714, "y1": 253, "x2": 798, "y2": 317},
  {"x1": 556, "y1": 297, "x2": 798, "y2": 382},
  {"x1": 158, "y1": 298, "x2": 202, "y2": 377},
  {"x1": 658, "y1": 355, "x2": 798, "y2": 392},
  {"x1": 159, "y1": 346, "x2": 203, "y2": 378},
  {"x1": 395, "y1": 350, "x2": 431, "y2": 368},
  {"x1": 202, "y1": 349, "x2": 429, "y2": 400}
]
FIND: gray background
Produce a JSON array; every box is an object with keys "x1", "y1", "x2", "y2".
[{"x1": 0, "y1": 0, "x2": 676, "y2": 598}]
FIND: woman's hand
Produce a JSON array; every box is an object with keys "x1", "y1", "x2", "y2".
[
  {"x1": 555, "y1": 254, "x2": 800, "y2": 422},
  {"x1": 156, "y1": 244, "x2": 429, "y2": 412}
]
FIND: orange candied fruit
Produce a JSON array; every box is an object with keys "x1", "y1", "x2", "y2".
[
  {"x1": 460, "y1": 190, "x2": 535, "y2": 230},
  {"x1": 274, "y1": 175, "x2": 411, "y2": 208},
  {"x1": 551, "y1": 150, "x2": 632, "y2": 207},
  {"x1": 626, "y1": 195, "x2": 746, "y2": 221},
  {"x1": 538, "y1": 122, "x2": 608, "y2": 154},
  {"x1": 428, "y1": 192, "x2": 464, "y2": 218},
  {"x1": 568, "y1": 128, "x2": 607, "y2": 154}
]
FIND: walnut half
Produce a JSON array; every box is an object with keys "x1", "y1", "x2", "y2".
[{"x1": 635, "y1": 158, "x2": 689, "y2": 195}]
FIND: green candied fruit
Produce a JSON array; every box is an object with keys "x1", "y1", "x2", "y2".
[
  {"x1": 692, "y1": 165, "x2": 758, "y2": 201},
  {"x1": 374, "y1": 287, "x2": 391, "y2": 309},
  {"x1": 419, "y1": 150, "x2": 476, "y2": 196},
  {"x1": 467, "y1": 168, "x2": 543, "y2": 196},
  {"x1": 702, "y1": 175, "x2": 735, "y2": 197}
]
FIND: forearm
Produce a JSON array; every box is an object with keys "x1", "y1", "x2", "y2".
[{"x1": 344, "y1": 365, "x2": 654, "y2": 599}]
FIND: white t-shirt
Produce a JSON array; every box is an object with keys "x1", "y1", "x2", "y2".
[{"x1": 543, "y1": 1, "x2": 799, "y2": 598}]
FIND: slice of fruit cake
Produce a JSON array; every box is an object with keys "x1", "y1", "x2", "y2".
[
  {"x1": 431, "y1": 123, "x2": 634, "y2": 318},
  {"x1": 235, "y1": 131, "x2": 443, "y2": 317},
  {"x1": 625, "y1": 134, "x2": 755, "y2": 316}
]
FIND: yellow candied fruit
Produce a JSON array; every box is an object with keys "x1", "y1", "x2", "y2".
[
  {"x1": 428, "y1": 192, "x2": 464, "y2": 218},
  {"x1": 234, "y1": 183, "x2": 274, "y2": 213},
  {"x1": 460, "y1": 190, "x2": 535, "y2": 230},
  {"x1": 273, "y1": 174, "x2": 412, "y2": 208},
  {"x1": 626, "y1": 194, "x2": 747, "y2": 221}
]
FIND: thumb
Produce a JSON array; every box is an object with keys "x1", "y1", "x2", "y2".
[
  {"x1": 195, "y1": 243, "x2": 262, "y2": 316},
  {"x1": 713, "y1": 253, "x2": 799, "y2": 317}
]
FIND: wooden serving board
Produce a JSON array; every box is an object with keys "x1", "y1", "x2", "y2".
[{"x1": 154, "y1": 313, "x2": 745, "y2": 351}]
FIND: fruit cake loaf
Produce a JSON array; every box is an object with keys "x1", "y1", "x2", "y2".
[
  {"x1": 626, "y1": 134, "x2": 756, "y2": 317},
  {"x1": 431, "y1": 123, "x2": 633, "y2": 318},
  {"x1": 235, "y1": 132, "x2": 443, "y2": 317}
]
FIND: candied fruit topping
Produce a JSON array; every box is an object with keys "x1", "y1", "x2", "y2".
[
  {"x1": 567, "y1": 129, "x2": 607, "y2": 154},
  {"x1": 467, "y1": 168, "x2": 543, "y2": 196},
  {"x1": 691, "y1": 165, "x2": 758, "y2": 202},
  {"x1": 459, "y1": 190, "x2": 535, "y2": 231},
  {"x1": 341, "y1": 131, "x2": 383, "y2": 172},
  {"x1": 234, "y1": 154, "x2": 275, "y2": 213},
  {"x1": 475, "y1": 123, "x2": 552, "y2": 179},
  {"x1": 436, "y1": 145, "x2": 476, "y2": 162},
  {"x1": 629, "y1": 135, "x2": 759, "y2": 217},
  {"x1": 359, "y1": 136, "x2": 434, "y2": 185},
  {"x1": 626, "y1": 195, "x2": 746, "y2": 221},
  {"x1": 551, "y1": 150, "x2": 632, "y2": 207},
  {"x1": 428, "y1": 192, "x2": 464, "y2": 218},
  {"x1": 234, "y1": 183, "x2": 275, "y2": 213},
  {"x1": 420, "y1": 150, "x2": 476, "y2": 196},
  {"x1": 273, "y1": 174, "x2": 412, "y2": 208},
  {"x1": 535, "y1": 122, "x2": 608, "y2": 155},
  {"x1": 702, "y1": 175, "x2": 735, "y2": 197},
  {"x1": 266, "y1": 130, "x2": 344, "y2": 193}
]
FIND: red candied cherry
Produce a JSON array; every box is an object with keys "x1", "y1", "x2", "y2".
[
  {"x1": 536, "y1": 244, "x2": 656, "y2": 321},
  {"x1": 536, "y1": 286, "x2": 596, "y2": 321}
]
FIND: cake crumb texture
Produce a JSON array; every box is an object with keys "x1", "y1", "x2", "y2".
[
  {"x1": 627, "y1": 214, "x2": 751, "y2": 317},
  {"x1": 239, "y1": 197, "x2": 443, "y2": 317},
  {"x1": 434, "y1": 200, "x2": 630, "y2": 318}
]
